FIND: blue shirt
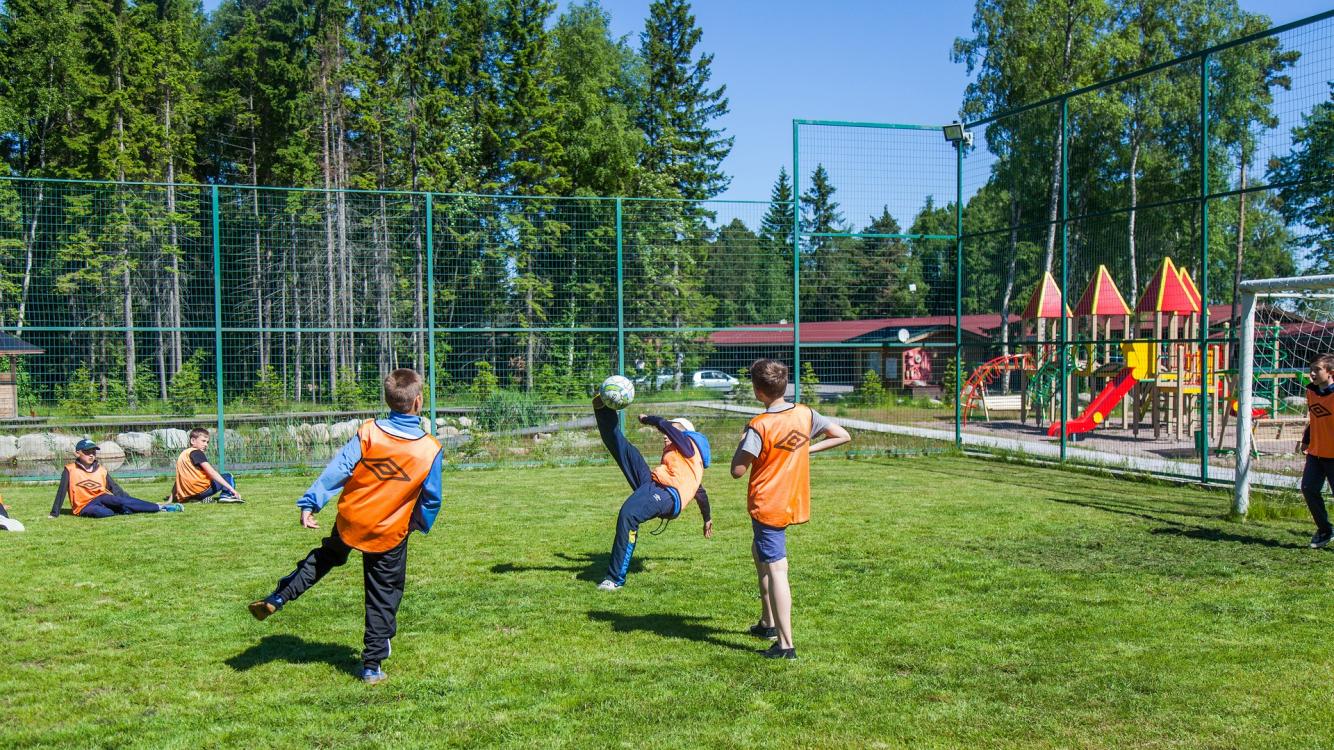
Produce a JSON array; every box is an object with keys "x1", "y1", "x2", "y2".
[{"x1": 297, "y1": 411, "x2": 445, "y2": 534}]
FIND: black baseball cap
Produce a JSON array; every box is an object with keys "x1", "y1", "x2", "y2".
[{"x1": 75, "y1": 438, "x2": 99, "y2": 453}]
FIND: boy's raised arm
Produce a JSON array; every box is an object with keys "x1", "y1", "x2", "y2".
[{"x1": 638, "y1": 414, "x2": 695, "y2": 458}]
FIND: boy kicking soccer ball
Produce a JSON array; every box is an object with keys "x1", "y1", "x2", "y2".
[
  {"x1": 594, "y1": 375, "x2": 712, "y2": 590},
  {"x1": 248, "y1": 369, "x2": 443, "y2": 684},
  {"x1": 730, "y1": 359, "x2": 850, "y2": 659}
]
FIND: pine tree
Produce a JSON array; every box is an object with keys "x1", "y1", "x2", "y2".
[
  {"x1": 637, "y1": 0, "x2": 732, "y2": 200},
  {"x1": 856, "y1": 207, "x2": 926, "y2": 317},
  {"x1": 799, "y1": 164, "x2": 853, "y2": 320},
  {"x1": 760, "y1": 167, "x2": 794, "y2": 252}
]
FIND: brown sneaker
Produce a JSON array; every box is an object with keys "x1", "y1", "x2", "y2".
[{"x1": 248, "y1": 599, "x2": 277, "y2": 621}]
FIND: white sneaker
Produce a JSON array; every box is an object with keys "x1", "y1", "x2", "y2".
[
  {"x1": 0, "y1": 516, "x2": 25, "y2": 532},
  {"x1": 597, "y1": 579, "x2": 622, "y2": 591}
]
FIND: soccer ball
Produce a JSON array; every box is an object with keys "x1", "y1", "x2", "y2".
[{"x1": 599, "y1": 375, "x2": 635, "y2": 410}]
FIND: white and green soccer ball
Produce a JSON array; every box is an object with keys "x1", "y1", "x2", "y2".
[{"x1": 599, "y1": 375, "x2": 635, "y2": 410}]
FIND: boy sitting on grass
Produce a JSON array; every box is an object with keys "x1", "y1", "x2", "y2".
[
  {"x1": 49, "y1": 439, "x2": 183, "y2": 518},
  {"x1": 593, "y1": 395, "x2": 712, "y2": 590},
  {"x1": 730, "y1": 359, "x2": 850, "y2": 659},
  {"x1": 248, "y1": 369, "x2": 443, "y2": 685},
  {"x1": 1300, "y1": 354, "x2": 1334, "y2": 549},
  {"x1": 170, "y1": 428, "x2": 243, "y2": 503}
]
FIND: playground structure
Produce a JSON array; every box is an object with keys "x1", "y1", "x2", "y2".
[{"x1": 962, "y1": 258, "x2": 1241, "y2": 451}]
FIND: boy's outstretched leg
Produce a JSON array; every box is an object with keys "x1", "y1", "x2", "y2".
[
  {"x1": 102, "y1": 495, "x2": 166, "y2": 514},
  {"x1": 594, "y1": 399, "x2": 653, "y2": 490},
  {"x1": 361, "y1": 538, "x2": 408, "y2": 683},
  {"x1": 251, "y1": 530, "x2": 353, "y2": 620},
  {"x1": 602, "y1": 484, "x2": 674, "y2": 588}
]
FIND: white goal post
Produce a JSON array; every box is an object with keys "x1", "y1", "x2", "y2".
[{"x1": 1234, "y1": 274, "x2": 1334, "y2": 516}]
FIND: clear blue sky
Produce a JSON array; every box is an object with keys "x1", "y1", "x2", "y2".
[{"x1": 200, "y1": 0, "x2": 1331, "y2": 202}]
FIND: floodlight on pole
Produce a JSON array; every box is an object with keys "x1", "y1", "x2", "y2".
[{"x1": 942, "y1": 122, "x2": 972, "y2": 147}]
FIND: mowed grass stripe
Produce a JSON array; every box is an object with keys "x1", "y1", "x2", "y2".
[{"x1": 1, "y1": 455, "x2": 1328, "y2": 748}]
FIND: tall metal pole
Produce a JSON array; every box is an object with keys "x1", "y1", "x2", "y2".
[
  {"x1": 954, "y1": 138, "x2": 964, "y2": 450},
  {"x1": 616, "y1": 197, "x2": 625, "y2": 375},
  {"x1": 1058, "y1": 98, "x2": 1069, "y2": 462},
  {"x1": 792, "y1": 121, "x2": 802, "y2": 401},
  {"x1": 210, "y1": 185, "x2": 225, "y2": 470},
  {"x1": 1233, "y1": 291, "x2": 1255, "y2": 516},
  {"x1": 1199, "y1": 53, "x2": 1212, "y2": 483},
  {"x1": 426, "y1": 193, "x2": 437, "y2": 430}
]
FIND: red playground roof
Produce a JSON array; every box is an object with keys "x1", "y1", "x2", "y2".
[
  {"x1": 1021, "y1": 272, "x2": 1071, "y2": 319},
  {"x1": 1073, "y1": 265, "x2": 1132, "y2": 317},
  {"x1": 1178, "y1": 267, "x2": 1203, "y2": 312},
  {"x1": 1136, "y1": 257, "x2": 1198, "y2": 314}
]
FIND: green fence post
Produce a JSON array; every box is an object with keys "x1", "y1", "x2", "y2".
[
  {"x1": 426, "y1": 193, "x2": 437, "y2": 430},
  {"x1": 616, "y1": 197, "x2": 624, "y2": 375},
  {"x1": 792, "y1": 120, "x2": 802, "y2": 402},
  {"x1": 210, "y1": 184, "x2": 225, "y2": 471},
  {"x1": 1199, "y1": 53, "x2": 1211, "y2": 483},
  {"x1": 1058, "y1": 97, "x2": 1069, "y2": 463},
  {"x1": 955, "y1": 138, "x2": 964, "y2": 450}
]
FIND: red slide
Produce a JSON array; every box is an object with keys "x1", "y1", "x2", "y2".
[{"x1": 1047, "y1": 368, "x2": 1138, "y2": 437}]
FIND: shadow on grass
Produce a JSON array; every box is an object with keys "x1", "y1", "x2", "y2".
[
  {"x1": 226, "y1": 634, "x2": 362, "y2": 678},
  {"x1": 491, "y1": 552, "x2": 685, "y2": 583},
  {"x1": 1051, "y1": 497, "x2": 1305, "y2": 549},
  {"x1": 587, "y1": 610, "x2": 755, "y2": 653}
]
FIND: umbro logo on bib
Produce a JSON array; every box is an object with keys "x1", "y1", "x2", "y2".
[
  {"x1": 76, "y1": 480, "x2": 102, "y2": 492},
  {"x1": 1313, "y1": 404, "x2": 1332, "y2": 418},
  {"x1": 775, "y1": 430, "x2": 810, "y2": 452},
  {"x1": 363, "y1": 457, "x2": 411, "y2": 482}
]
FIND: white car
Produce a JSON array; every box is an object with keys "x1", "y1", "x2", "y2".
[
  {"x1": 691, "y1": 369, "x2": 739, "y2": 391},
  {"x1": 632, "y1": 368, "x2": 677, "y2": 388}
]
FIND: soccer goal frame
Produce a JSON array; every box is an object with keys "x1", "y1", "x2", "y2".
[{"x1": 1234, "y1": 274, "x2": 1334, "y2": 516}]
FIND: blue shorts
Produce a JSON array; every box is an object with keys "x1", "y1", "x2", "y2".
[{"x1": 751, "y1": 518, "x2": 788, "y2": 563}]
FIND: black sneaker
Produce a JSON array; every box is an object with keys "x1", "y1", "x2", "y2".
[
  {"x1": 748, "y1": 621, "x2": 778, "y2": 640},
  {"x1": 1312, "y1": 530, "x2": 1333, "y2": 549},
  {"x1": 761, "y1": 643, "x2": 797, "y2": 660}
]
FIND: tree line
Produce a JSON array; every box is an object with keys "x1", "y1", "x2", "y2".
[{"x1": 0, "y1": 0, "x2": 1328, "y2": 408}]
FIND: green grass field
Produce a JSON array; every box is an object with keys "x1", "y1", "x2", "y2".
[{"x1": 2, "y1": 454, "x2": 1329, "y2": 748}]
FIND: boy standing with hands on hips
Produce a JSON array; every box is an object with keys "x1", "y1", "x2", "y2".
[{"x1": 730, "y1": 359, "x2": 850, "y2": 659}]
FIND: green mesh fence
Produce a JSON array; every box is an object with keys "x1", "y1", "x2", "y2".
[
  {"x1": 800, "y1": 10, "x2": 1334, "y2": 486},
  {"x1": 1, "y1": 11, "x2": 1331, "y2": 485},
  {"x1": 949, "y1": 10, "x2": 1334, "y2": 486},
  {"x1": 0, "y1": 180, "x2": 797, "y2": 478}
]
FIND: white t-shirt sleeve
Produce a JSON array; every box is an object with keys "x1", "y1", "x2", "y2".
[
  {"x1": 810, "y1": 409, "x2": 833, "y2": 437},
  {"x1": 737, "y1": 426, "x2": 763, "y2": 458}
]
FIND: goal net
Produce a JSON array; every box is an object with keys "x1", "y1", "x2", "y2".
[{"x1": 1234, "y1": 274, "x2": 1334, "y2": 515}]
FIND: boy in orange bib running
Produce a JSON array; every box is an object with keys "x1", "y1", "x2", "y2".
[
  {"x1": 1299, "y1": 354, "x2": 1334, "y2": 549},
  {"x1": 730, "y1": 359, "x2": 849, "y2": 659},
  {"x1": 248, "y1": 370, "x2": 443, "y2": 684}
]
